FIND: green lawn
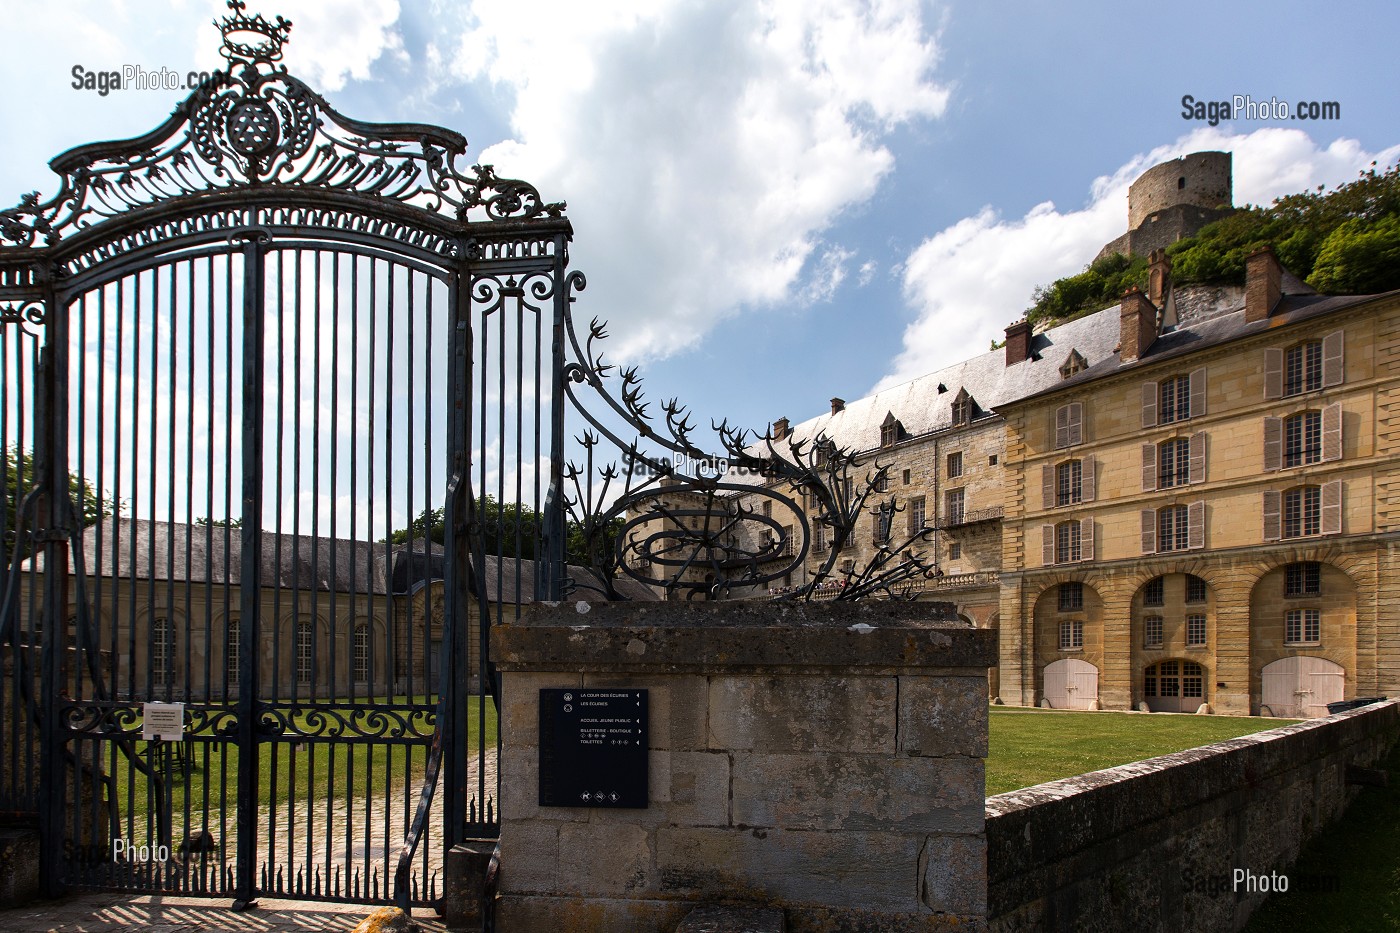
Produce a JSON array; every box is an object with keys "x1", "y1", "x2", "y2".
[
  {"x1": 986, "y1": 706, "x2": 1298, "y2": 796},
  {"x1": 1244, "y1": 736, "x2": 1400, "y2": 932},
  {"x1": 107, "y1": 696, "x2": 498, "y2": 824}
]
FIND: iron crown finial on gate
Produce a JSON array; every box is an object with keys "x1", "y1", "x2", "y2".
[{"x1": 218, "y1": 0, "x2": 292, "y2": 66}]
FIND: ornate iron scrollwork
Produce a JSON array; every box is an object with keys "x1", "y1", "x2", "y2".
[
  {"x1": 557, "y1": 275, "x2": 940, "y2": 601},
  {"x1": 0, "y1": 1, "x2": 565, "y2": 249}
]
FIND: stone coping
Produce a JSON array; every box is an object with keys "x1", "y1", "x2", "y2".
[{"x1": 492, "y1": 600, "x2": 997, "y2": 672}]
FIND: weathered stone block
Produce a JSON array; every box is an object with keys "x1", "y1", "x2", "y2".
[
  {"x1": 557, "y1": 821, "x2": 653, "y2": 896},
  {"x1": 899, "y1": 676, "x2": 989, "y2": 758},
  {"x1": 495, "y1": 895, "x2": 691, "y2": 933},
  {"x1": 583, "y1": 750, "x2": 731, "y2": 828},
  {"x1": 731, "y1": 753, "x2": 983, "y2": 833},
  {"x1": 919, "y1": 833, "x2": 987, "y2": 916},
  {"x1": 708, "y1": 675, "x2": 897, "y2": 753},
  {"x1": 501, "y1": 821, "x2": 561, "y2": 894},
  {"x1": 677, "y1": 905, "x2": 786, "y2": 933},
  {"x1": 655, "y1": 826, "x2": 926, "y2": 912}
]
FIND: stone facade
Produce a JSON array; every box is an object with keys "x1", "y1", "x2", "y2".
[
  {"x1": 490, "y1": 601, "x2": 996, "y2": 933},
  {"x1": 998, "y1": 259, "x2": 1400, "y2": 715},
  {"x1": 1095, "y1": 151, "x2": 1234, "y2": 261}
]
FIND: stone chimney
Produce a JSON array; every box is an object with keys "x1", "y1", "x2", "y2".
[
  {"x1": 1245, "y1": 246, "x2": 1282, "y2": 323},
  {"x1": 830, "y1": 398, "x2": 845, "y2": 415},
  {"x1": 1148, "y1": 248, "x2": 1171, "y2": 306},
  {"x1": 1119, "y1": 287, "x2": 1158, "y2": 364},
  {"x1": 1004, "y1": 319, "x2": 1032, "y2": 367},
  {"x1": 772, "y1": 417, "x2": 789, "y2": 440}
]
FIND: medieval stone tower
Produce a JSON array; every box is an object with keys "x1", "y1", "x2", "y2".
[{"x1": 1098, "y1": 151, "x2": 1233, "y2": 260}]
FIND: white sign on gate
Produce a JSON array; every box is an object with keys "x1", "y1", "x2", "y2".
[{"x1": 142, "y1": 702, "x2": 186, "y2": 742}]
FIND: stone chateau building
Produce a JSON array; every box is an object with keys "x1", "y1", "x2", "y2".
[{"x1": 644, "y1": 153, "x2": 1400, "y2": 719}]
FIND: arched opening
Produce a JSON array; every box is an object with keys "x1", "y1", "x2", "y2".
[
  {"x1": 1143, "y1": 658, "x2": 1206, "y2": 712},
  {"x1": 1260, "y1": 657, "x2": 1344, "y2": 718},
  {"x1": 1044, "y1": 658, "x2": 1099, "y2": 709}
]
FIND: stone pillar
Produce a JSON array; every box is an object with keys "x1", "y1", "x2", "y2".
[{"x1": 491, "y1": 601, "x2": 995, "y2": 933}]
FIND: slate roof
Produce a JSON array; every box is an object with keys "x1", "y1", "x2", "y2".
[
  {"x1": 1010, "y1": 289, "x2": 1396, "y2": 406},
  {"x1": 759, "y1": 305, "x2": 1124, "y2": 457},
  {"x1": 61, "y1": 517, "x2": 655, "y2": 602}
]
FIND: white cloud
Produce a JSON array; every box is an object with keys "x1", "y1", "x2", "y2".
[
  {"x1": 858, "y1": 259, "x2": 879, "y2": 286},
  {"x1": 876, "y1": 127, "x2": 1400, "y2": 392},
  {"x1": 273, "y1": 0, "x2": 405, "y2": 92},
  {"x1": 799, "y1": 245, "x2": 855, "y2": 304},
  {"x1": 447, "y1": 0, "x2": 949, "y2": 360}
]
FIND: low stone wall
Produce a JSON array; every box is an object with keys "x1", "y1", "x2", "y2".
[
  {"x1": 491, "y1": 601, "x2": 996, "y2": 933},
  {"x1": 986, "y1": 699, "x2": 1400, "y2": 932}
]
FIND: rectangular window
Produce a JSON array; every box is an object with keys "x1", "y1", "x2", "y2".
[
  {"x1": 296, "y1": 621, "x2": 313, "y2": 686},
  {"x1": 1284, "y1": 411, "x2": 1322, "y2": 467},
  {"x1": 908, "y1": 497, "x2": 926, "y2": 534},
  {"x1": 946, "y1": 488, "x2": 965, "y2": 525},
  {"x1": 1056, "y1": 459, "x2": 1082, "y2": 506},
  {"x1": 813, "y1": 520, "x2": 827, "y2": 552},
  {"x1": 1160, "y1": 375, "x2": 1191, "y2": 424},
  {"x1": 1186, "y1": 614, "x2": 1207, "y2": 647},
  {"x1": 947, "y1": 451, "x2": 963, "y2": 479},
  {"x1": 1159, "y1": 438, "x2": 1190, "y2": 488},
  {"x1": 1144, "y1": 617, "x2": 1164, "y2": 648},
  {"x1": 1285, "y1": 608, "x2": 1321, "y2": 645},
  {"x1": 1283, "y1": 487, "x2": 1321, "y2": 538},
  {"x1": 1144, "y1": 577, "x2": 1164, "y2": 607},
  {"x1": 1186, "y1": 576, "x2": 1207, "y2": 603},
  {"x1": 1285, "y1": 562, "x2": 1321, "y2": 597},
  {"x1": 902, "y1": 469, "x2": 911, "y2": 484},
  {"x1": 781, "y1": 524, "x2": 795, "y2": 555},
  {"x1": 226, "y1": 619, "x2": 240, "y2": 689},
  {"x1": 1058, "y1": 620, "x2": 1084, "y2": 650},
  {"x1": 1058, "y1": 581, "x2": 1084, "y2": 611},
  {"x1": 1158, "y1": 506, "x2": 1189, "y2": 552},
  {"x1": 990, "y1": 454, "x2": 999, "y2": 466},
  {"x1": 948, "y1": 541, "x2": 961, "y2": 560},
  {"x1": 1285, "y1": 342, "x2": 1323, "y2": 396},
  {"x1": 1055, "y1": 522, "x2": 1081, "y2": 563}
]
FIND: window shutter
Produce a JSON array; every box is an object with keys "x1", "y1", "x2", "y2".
[
  {"x1": 1188, "y1": 500, "x2": 1205, "y2": 549},
  {"x1": 1042, "y1": 464, "x2": 1054, "y2": 511},
  {"x1": 1080, "y1": 518, "x2": 1094, "y2": 562},
  {"x1": 1141, "y1": 510, "x2": 1157, "y2": 554},
  {"x1": 1322, "y1": 330, "x2": 1344, "y2": 388},
  {"x1": 1141, "y1": 443, "x2": 1158, "y2": 492},
  {"x1": 1321, "y1": 481, "x2": 1342, "y2": 535},
  {"x1": 1264, "y1": 348, "x2": 1284, "y2": 400},
  {"x1": 1322, "y1": 403, "x2": 1342, "y2": 462},
  {"x1": 1263, "y1": 490, "x2": 1281, "y2": 542},
  {"x1": 1042, "y1": 524, "x2": 1055, "y2": 566},
  {"x1": 1189, "y1": 368, "x2": 1207, "y2": 417},
  {"x1": 1054, "y1": 405, "x2": 1069, "y2": 449},
  {"x1": 1189, "y1": 431, "x2": 1206, "y2": 484},
  {"x1": 1067, "y1": 402, "x2": 1084, "y2": 446},
  {"x1": 1263, "y1": 416, "x2": 1282, "y2": 472},
  {"x1": 1141, "y1": 382, "x2": 1158, "y2": 428},
  {"x1": 1082, "y1": 454, "x2": 1096, "y2": 503}
]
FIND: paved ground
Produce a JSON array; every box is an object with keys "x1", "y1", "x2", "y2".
[{"x1": 0, "y1": 892, "x2": 449, "y2": 932}]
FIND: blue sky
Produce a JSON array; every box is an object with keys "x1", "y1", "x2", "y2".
[{"x1": 4, "y1": 0, "x2": 1399, "y2": 460}]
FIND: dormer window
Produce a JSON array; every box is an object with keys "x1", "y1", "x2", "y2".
[
  {"x1": 951, "y1": 389, "x2": 974, "y2": 426},
  {"x1": 880, "y1": 412, "x2": 903, "y2": 447},
  {"x1": 1059, "y1": 349, "x2": 1087, "y2": 380}
]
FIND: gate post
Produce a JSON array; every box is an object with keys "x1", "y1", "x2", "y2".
[
  {"x1": 233, "y1": 232, "x2": 268, "y2": 911},
  {"x1": 37, "y1": 280, "x2": 70, "y2": 898}
]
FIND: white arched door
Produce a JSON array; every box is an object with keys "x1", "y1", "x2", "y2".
[
  {"x1": 1044, "y1": 659, "x2": 1099, "y2": 710},
  {"x1": 1261, "y1": 657, "x2": 1345, "y2": 718}
]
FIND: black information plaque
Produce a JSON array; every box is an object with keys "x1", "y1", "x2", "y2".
[{"x1": 538, "y1": 689, "x2": 648, "y2": 808}]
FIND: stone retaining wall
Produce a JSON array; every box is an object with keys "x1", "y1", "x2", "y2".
[{"x1": 986, "y1": 699, "x2": 1400, "y2": 932}]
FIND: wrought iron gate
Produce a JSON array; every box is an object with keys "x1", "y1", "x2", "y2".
[{"x1": 1, "y1": 4, "x2": 569, "y2": 913}]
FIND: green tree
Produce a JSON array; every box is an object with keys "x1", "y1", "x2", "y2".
[
  {"x1": 1307, "y1": 215, "x2": 1400, "y2": 295},
  {"x1": 2, "y1": 446, "x2": 117, "y2": 561}
]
